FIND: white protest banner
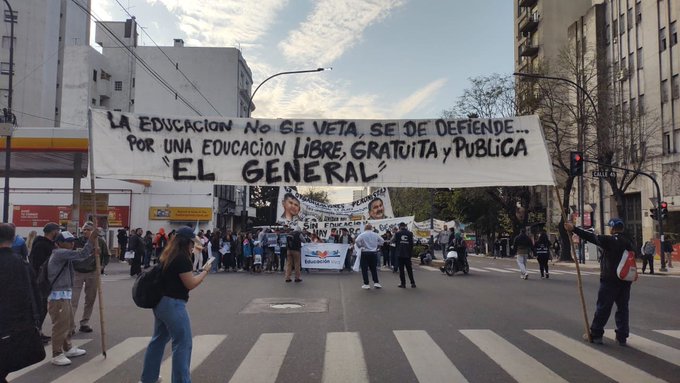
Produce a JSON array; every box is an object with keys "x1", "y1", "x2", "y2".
[
  {"x1": 91, "y1": 110, "x2": 556, "y2": 187},
  {"x1": 301, "y1": 243, "x2": 349, "y2": 269},
  {"x1": 413, "y1": 219, "x2": 457, "y2": 239},
  {"x1": 276, "y1": 186, "x2": 394, "y2": 225},
  {"x1": 301, "y1": 216, "x2": 414, "y2": 239}
]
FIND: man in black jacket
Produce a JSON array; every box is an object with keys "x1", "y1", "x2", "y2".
[
  {"x1": 0, "y1": 223, "x2": 43, "y2": 381},
  {"x1": 565, "y1": 217, "x2": 634, "y2": 345},
  {"x1": 28, "y1": 222, "x2": 60, "y2": 343},
  {"x1": 393, "y1": 222, "x2": 416, "y2": 288}
]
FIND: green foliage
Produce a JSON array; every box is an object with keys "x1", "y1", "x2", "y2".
[{"x1": 300, "y1": 188, "x2": 330, "y2": 203}]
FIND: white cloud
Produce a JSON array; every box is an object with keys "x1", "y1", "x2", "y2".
[
  {"x1": 392, "y1": 78, "x2": 448, "y2": 117},
  {"x1": 279, "y1": 0, "x2": 405, "y2": 66},
  {"x1": 144, "y1": 0, "x2": 289, "y2": 47}
]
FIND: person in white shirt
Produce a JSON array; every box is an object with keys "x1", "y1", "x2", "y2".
[{"x1": 354, "y1": 224, "x2": 384, "y2": 290}]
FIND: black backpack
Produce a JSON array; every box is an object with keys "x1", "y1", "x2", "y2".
[{"x1": 132, "y1": 264, "x2": 164, "y2": 309}]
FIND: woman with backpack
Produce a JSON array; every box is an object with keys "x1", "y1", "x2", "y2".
[{"x1": 139, "y1": 227, "x2": 211, "y2": 383}]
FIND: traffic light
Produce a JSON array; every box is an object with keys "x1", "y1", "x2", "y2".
[
  {"x1": 570, "y1": 151, "x2": 584, "y2": 176},
  {"x1": 661, "y1": 201, "x2": 668, "y2": 220},
  {"x1": 650, "y1": 208, "x2": 658, "y2": 220}
]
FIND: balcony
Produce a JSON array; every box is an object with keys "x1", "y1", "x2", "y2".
[
  {"x1": 519, "y1": 12, "x2": 540, "y2": 34},
  {"x1": 519, "y1": 0, "x2": 538, "y2": 8},
  {"x1": 519, "y1": 42, "x2": 539, "y2": 57}
]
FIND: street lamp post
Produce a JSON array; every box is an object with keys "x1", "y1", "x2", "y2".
[
  {"x1": 242, "y1": 67, "x2": 332, "y2": 229},
  {"x1": 2, "y1": 0, "x2": 14, "y2": 222}
]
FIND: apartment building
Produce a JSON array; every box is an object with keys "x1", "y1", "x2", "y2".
[
  {"x1": 514, "y1": 0, "x2": 680, "y2": 246},
  {"x1": 0, "y1": 0, "x2": 254, "y2": 236}
]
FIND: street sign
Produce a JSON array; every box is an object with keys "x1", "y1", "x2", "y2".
[{"x1": 592, "y1": 170, "x2": 616, "y2": 178}]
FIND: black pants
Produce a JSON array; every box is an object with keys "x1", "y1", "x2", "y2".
[
  {"x1": 591, "y1": 279, "x2": 631, "y2": 340},
  {"x1": 280, "y1": 247, "x2": 287, "y2": 271},
  {"x1": 360, "y1": 251, "x2": 379, "y2": 285},
  {"x1": 642, "y1": 254, "x2": 654, "y2": 273},
  {"x1": 537, "y1": 254, "x2": 550, "y2": 276},
  {"x1": 398, "y1": 257, "x2": 415, "y2": 286}
]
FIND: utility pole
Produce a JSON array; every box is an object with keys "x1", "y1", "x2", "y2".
[{"x1": 2, "y1": 0, "x2": 14, "y2": 222}]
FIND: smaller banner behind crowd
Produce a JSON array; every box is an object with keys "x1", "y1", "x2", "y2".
[
  {"x1": 302, "y1": 216, "x2": 414, "y2": 239},
  {"x1": 276, "y1": 186, "x2": 394, "y2": 226},
  {"x1": 301, "y1": 243, "x2": 349, "y2": 269},
  {"x1": 413, "y1": 219, "x2": 458, "y2": 240}
]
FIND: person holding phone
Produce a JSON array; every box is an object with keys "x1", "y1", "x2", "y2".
[{"x1": 139, "y1": 227, "x2": 211, "y2": 383}]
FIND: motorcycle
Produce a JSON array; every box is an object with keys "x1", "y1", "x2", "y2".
[{"x1": 440, "y1": 246, "x2": 469, "y2": 276}]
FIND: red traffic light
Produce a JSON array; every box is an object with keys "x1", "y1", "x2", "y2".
[
  {"x1": 661, "y1": 201, "x2": 668, "y2": 209},
  {"x1": 574, "y1": 154, "x2": 582, "y2": 162}
]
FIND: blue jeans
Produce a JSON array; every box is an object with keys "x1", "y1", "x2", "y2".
[
  {"x1": 212, "y1": 253, "x2": 222, "y2": 272},
  {"x1": 141, "y1": 296, "x2": 193, "y2": 383},
  {"x1": 590, "y1": 279, "x2": 631, "y2": 340}
]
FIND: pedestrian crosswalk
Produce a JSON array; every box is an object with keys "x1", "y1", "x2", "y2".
[
  {"x1": 419, "y1": 264, "x2": 602, "y2": 276},
  {"x1": 10, "y1": 328, "x2": 680, "y2": 382}
]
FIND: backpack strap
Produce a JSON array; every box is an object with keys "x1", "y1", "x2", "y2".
[{"x1": 49, "y1": 261, "x2": 69, "y2": 291}]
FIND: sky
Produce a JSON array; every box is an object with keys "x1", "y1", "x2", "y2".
[{"x1": 92, "y1": 0, "x2": 514, "y2": 202}]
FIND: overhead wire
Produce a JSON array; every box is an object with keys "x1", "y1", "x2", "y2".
[
  {"x1": 111, "y1": 0, "x2": 224, "y2": 117},
  {"x1": 69, "y1": 0, "x2": 203, "y2": 115}
]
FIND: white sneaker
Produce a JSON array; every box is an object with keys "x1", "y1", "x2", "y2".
[
  {"x1": 361, "y1": 284, "x2": 370, "y2": 289},
  {"x1": 51, "y1": 353, "x2": 72, "y2": 366},
  {"x1": 64, "y1": 347, "x2": 86, "y2": 358},
  {"x1": 373, "y1": 283, "x2": 382, "y2": 289}
]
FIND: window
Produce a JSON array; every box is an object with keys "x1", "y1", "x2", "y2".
[
  {"x1": 637, "y1": 48, "x2": 643, "y2": 69},
  {"x1": 93, "y1": 69, "x2": 97, "y2": 82},
  {"x1": 114, "y1": 109, "x2": 122, "y2": 112},
  {"x1": 635, "y1": 3, "x2": 642, "y2": 24},
  {"x1": 3, "y1": 10, "x2": 17, "y2": 23},
  {"x1": 1, "y1": 36, "x2": 14, "y2": 49},
  {"x1": 613, "y1": 19, "x2": 619, "y2": 37},
  {"x1": 132, "y1": 78, "x2": 135, "y2": 88},
  {"x1": 672, "y1": 75, "x2": 680, "y2": 100},
  {"x1": 620, "y1": 17, "x2": 626, "y2": 34},
  {"x1": 672, "y1": 22, "x2": 678, "y2": 46},
  {"x1": 115, "y1": 81, "x2": 122, "y2": 91},
  {"x1": 628, "y1": 53, "x2": 634, "y2": 74},
  {"x1": 660, "y1": 28, "x2": 667, "y2": 51},
  {"x1": 661, "y1": 79, "x2": 669, "y2": 103},
  {"x1": 665, "y1": 133, "x2": 672, "y2": 154},
  {"x1": 0, "y1": 62, "x2": 12, "y2": 75},
  {"x1": 91, "y1": 98, "x2": 96, "y2": 106},
  {"x1": 627, "y1": 9, "x2": 633, "y2": 29},
  {"x1": 639, "y1": 94, "x2": 645, "y2": 115},
  {"x1": 605, "y1": 24, "x2": 611, "y2": 45}
]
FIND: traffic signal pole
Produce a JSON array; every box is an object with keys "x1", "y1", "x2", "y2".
[{"x1": 583, "y1": 158, "x2": 664, "y2": 248}]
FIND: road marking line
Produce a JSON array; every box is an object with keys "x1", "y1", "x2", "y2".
[
  {"x1": 420, "y1": 265, "x2": 439, "y2": 271},
  {"x1": 484, "y1": 267, "x2": 514, "y2": 273},
  {"x1": 654, "y1": 330, "x2": 680, "y2": 340},
  {"x1": 461, "y1": 330, "x2": 567, "y2": 383},
  {"x1": 229, "y1": 333, "x2": 293, "y2": 383},
  {"x1": 7, "y1": 339, "x2": 91, "y2": 381},
  {"x1": 526, "y1": 330, "x2": 664, "y2": 383},
  {"x1": 468, "y1": 267, "x2": 490, "y2": 272},
  {"x1": 553, "y1": 270, "x2": 578, "y2": 275},
  {"x1": 322, "y1": 332, "x2": 369, "y2": 383},
  {"x1": 51, "y1": 337, "x2": 150, "y2": 383},
  {"x1": 159, "y1": 334, "x2": 227, "y2": 380},
  {"x1": 507, "y1": 268, "x2": 538, "y2": 274},
  {"x1": 605, "y1": 330, "x2": 680, "y2": 367},
  {"x1": 394, "y1": 330, "x2": 468, "y2": 383}
]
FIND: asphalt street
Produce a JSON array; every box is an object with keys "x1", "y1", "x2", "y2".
[{"x1": 11, "y1": 255, "x2": 680, "y2": 383}]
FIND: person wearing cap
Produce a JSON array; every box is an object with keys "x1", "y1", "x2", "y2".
[
  {"x1": 354, "y1": 223, "x2": 384, "y2": 289},
  {"x1": 393, "y1": 222, "x2": 416, "y2": 288},
  {"x1": 140, "y1": 226, "x2": 211, "y2": 383},
  {"x1": 29, "y1": 222, "x2": 61, "y2": 343},
  {"x1": 71, "y1": 221, "x2": 110, "y2": 334},
  {"x1": 47, "y1": 229, "x2": 98, "y2": 366},
  {"x1": 565, "y1": 217, "x2": 635, "y2": 346}
]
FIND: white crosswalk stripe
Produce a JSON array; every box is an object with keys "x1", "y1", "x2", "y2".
[
  {"x1": 13, "y1": 329, "x2": 680, "y2": 383},
  {"x1": 51, "y1": 337, "x2": 150, "y2": 383},
  {"x1": 7, "y1": 339, "x2": 92, "y2": 381},
  {"x1": 394, "y1": 330, "x2": 468, "y2": 383},
  {"x1": 461, "y1": 330, "x2": 567, "y2": 383},
  {"x1": 468, "y1": 266, "x2": 490, "y2": 272},
  {"x1": 526, "y1": 330, "x2": 665, "y2": 383},
  {"x1": 654, "y1": 330, "x2": 680, "y2": 340},
  {"x1": 322, "y1": 332, "x2": 369, "y2": 383},
  {"x1": 229, "y1": 333, "x2": 293, "y2": 383},
  {"x1": 159, "y1": 334, "x2": 226, "y2": 379},
  {"x1": 484, "y1": 267, "x2": 514, "y2": 273},
  {"x1": 604, "y1": 330, "x2": 680, "y2": 367}
]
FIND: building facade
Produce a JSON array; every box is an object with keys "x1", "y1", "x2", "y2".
[
  {"x1": 1, "y1": 1, "x2": 254, "y2": 238},
  {"x1": 514, "y1": 0, "x2": 680, "y2": 247}
]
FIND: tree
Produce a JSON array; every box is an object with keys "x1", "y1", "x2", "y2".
[
  {"x1": 249, "y1": 186, "x2": 279, "y2": 226},
  {"x1": 444, "y1": 73, "x2": 537, "y2": 238},
  {"x1": 300, "y1": 188, "x2": 330, "y2": 204}
]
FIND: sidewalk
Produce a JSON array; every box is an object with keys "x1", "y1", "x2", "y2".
[{"x1": 429, "y1": 253, "x2": 680, "y2": 276}]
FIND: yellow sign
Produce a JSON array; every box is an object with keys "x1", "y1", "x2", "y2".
[
  {"x1": 80, "y1": 193, "x2": 109, "y2": 213},
  {"x1": 149, "y1": 207, "x2": 212, "y2": 221}
]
